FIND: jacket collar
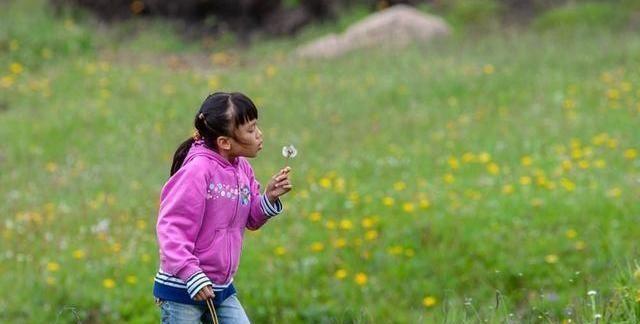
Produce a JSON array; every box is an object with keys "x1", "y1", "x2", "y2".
[{"x1": 184, "y1": 140, "x2": 239, "y2": 168}]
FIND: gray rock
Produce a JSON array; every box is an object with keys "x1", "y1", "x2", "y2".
[{"x1": 296, "y1": 4, "x2": 450, "y2": 59}]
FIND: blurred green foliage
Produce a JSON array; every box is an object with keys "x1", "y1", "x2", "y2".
[{"x1": 533, "y1": 2, "x2": 632, "y2": 31}]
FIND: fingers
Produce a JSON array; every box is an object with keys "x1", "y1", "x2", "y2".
[
  {"x1": 194, "y1": 285, "x2": 215, "y2": 301},
  {"x1": 273, "y1": 167, "x2": 292, "y2": 179},
  {"x1": 203, "y1": 285, "x2": 215, "y2": 299},
  {"x1": 273, "y1": 171, "x2": 292, "y2": 183},
  {"x1": 274, "y1": 178, "x2": 293, "y2": 189}
]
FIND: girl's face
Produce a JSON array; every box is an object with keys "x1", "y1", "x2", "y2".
[{"x1": 230, "y1": 119, "x2": 263, "y2": 158}]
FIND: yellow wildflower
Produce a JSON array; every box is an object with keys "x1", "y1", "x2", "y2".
[
  {"x1": 487, "y1": 162, "x2": 500, "y2": 175},
  {"x1": 402, "y1": 203, "x2": 415, "y2": 213},
  {"x1": 624, "y1": 149, "x2": 638, "y2": 160},
  {"x1": 578, "y1": 160, "x2": 590, "y2": 169},
  {"x1": 45, "y1": 162, "x2": 58, "y2": 173},
  {"x1": 9, "y1": 63, "x2": 23, "y2": 75},
  {"x1": 607, "y1": 187, "x2": 622, "y2": 198},
  {"x1": 423, "y1": 296, "x2": 437, "y2": 307},
  {"x1": 339, "y1": 219, "x2": 353, "y2": 230},
  {"x1": 319, "y1": 177, "x2": 331, "y2": 189},
  {"x1": 393, "y1": 181, "x2": 407, "y2": 191},
  {"x1": 103, "y1": 278, "x2": 116, "y2": 289},
  {"x1": 72, "y1": 249, "x2": 86, "y2": 259},
  {"x1": 361, "y1": 217, "x2": 374, "y2": 228},
  {"x1": 0, "y1": 75, "x2": 14, "y2": 88},
  {"x1": 387, "y1": 246, "x2": 403, "y2": 255},
  {"x1": 594, "y1": 159, "x2": 606, "y2": 168},
  {"x1": 334, "y1": 177, "x2": 345, "y2": 192},
  {"x1": 607, "y1": 89, "x2": 620, "y2": 100},
  {"x1": 333, "y1": 238, "x2": 347, "y2": 248},
  {"x1": 354, "y1": 273, "x2": 368, "y2": 285},
  {"x1": 265, "y1": 65, "x2": 277, "y2": 78},
  {"x1": 448, "y1": 157, "x2": 460, "y2": 169},
  {"x1": 274, "y1": 246, "x2": 287, "y2": 256},
  {"x1": 545, "y1": 254, "x2": 559, "y2": 264},
  {"x1": 443, "y1": 173, "x2": 455, "y2": 184},
  {"x1": 126, "y1": 275, "x2": 138, "y2": 285},
  {"x1": 462, "y1": 152, "x2": 476, "y2": 163},
  {"x1": 482, "y1": 64, "x2": 495, "y2": 74},
  {"x1": 47, "y1": 262, "x2": 60, "y2": 272},
  {"x1": 478, "y1": 152, "x2": 491, "y2": 163},
  {"x1": 309, "y1": 212, "x2": 322, "y2": 222},
  {"x1": 335, "y1": 269, "x2": 348, "y2": 280},
  {"x1": 563, "y1": 99, "x2": 575, "y2": 109},
  {"x1": 141, "y1": 254, "x2": 151, "y2": 263},
  {"x1": 208, "y1": 76, "x2": 220, "y2": 89},
  {"x1": 560, "y1": 178, "x2": 576, "y2": 192},
  {"x1": 310, "y1": 242, "x2": 324, "y2": 252}
]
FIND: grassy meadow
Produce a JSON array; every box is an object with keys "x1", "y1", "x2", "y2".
[{"x1": 1, "y1": 0, "x2": 639, "y2": 323}]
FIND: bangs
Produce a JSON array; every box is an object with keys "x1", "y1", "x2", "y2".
[{"x1": 229, "y1": 92, "x2": 259, "y2": 128}]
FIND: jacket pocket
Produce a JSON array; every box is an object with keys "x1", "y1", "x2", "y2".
[{"x1": 195, "y1": 229, "x2": 228, "y2": 282}]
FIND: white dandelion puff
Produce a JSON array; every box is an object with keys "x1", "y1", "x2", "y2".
[{"x1": 282, "y1": 145, "x2": 298, "y2": 159}]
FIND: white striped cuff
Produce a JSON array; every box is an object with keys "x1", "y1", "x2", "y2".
[
  {"x1": 261, "y1": 194, "x2": 283, "y2": 217},
  {"x1": 185, "y1": 271, "x2": 212, "y2": 299}
]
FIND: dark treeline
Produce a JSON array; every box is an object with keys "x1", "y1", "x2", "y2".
[{"x1": 50, "y1": 0, "x2": 622, "y2": 37}]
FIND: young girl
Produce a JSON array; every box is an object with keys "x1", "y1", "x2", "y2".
[{"x1": 153, "y1": 92, "x2": 292, "y2": 323}]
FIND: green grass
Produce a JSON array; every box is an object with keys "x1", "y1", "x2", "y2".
[{"x1": 1, "y1": 0, "x2": 639, "y2": 323}]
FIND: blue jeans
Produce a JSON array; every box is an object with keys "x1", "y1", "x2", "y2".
[{"x1": 159, "y1": 294, "x2": 250, "y2": 324}]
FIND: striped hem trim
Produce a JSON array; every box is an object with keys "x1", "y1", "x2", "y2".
[
  {"x1": 155, "y1": 271, "x2": 233, "y2": 294},
  {"x1": 260, "y1": 194, "x2": 283, "y2": 217},
  {"x1": 186, "y1": 272, "x2": 211, "y2": 298}
]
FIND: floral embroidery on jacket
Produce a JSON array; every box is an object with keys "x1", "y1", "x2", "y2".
[{"x1": 206, "y1": 182, "x2": 251, "y2": 205}]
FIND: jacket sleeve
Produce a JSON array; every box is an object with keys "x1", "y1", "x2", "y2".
[
  {"x1": 244, "y1": 161, "x2": 283, "y2": 231},
  {"x1": 156, "y1": 159, "x2": 212, "y2": 297}
]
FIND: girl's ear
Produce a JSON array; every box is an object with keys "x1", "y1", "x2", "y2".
[{"x1": 217, "y1": 136, "x2": 232, "y2": 151}]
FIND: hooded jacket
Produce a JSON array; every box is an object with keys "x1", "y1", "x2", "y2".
[{"x1": 153, "y1": 140, "x2": 282, "y2": 303}]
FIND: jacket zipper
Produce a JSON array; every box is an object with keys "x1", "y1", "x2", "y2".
[{"x1": 225, "y1": 169, "x2": 241, "y2": 283}]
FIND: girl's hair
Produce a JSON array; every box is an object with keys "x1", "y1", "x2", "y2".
[{"x1": 170, "y1": 92, "x2": 259, "y2": 176}]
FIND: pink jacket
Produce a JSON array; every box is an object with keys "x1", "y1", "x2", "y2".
[{"x1": 156, "y1": 140, "x2": 281, "y2": 298}]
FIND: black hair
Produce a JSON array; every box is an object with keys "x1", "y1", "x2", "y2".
[{"x1": 170, "y1": 92, "x2": 259, "y2": 176}]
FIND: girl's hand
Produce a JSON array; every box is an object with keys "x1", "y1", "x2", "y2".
[
  {"x1": 265, "y1": 167, "x2": 292, "y2": 203},
  {"x1": 194, "y1": 285, "x2": 215, "y2": 301}
]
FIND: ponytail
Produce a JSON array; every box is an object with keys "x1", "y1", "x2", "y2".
[
  {"x1": 169, "y1": 91, "x2": 258, "y2": 176},
  {"x1": 170, "y1": 137, "x2": 195, "y2": 176}
]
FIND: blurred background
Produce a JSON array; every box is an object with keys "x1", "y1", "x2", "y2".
[{"x1": 1, "y1": 0, "x2": 639, "y2": 323}]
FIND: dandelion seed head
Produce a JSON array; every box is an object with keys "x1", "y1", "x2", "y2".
[{"x1": 282, "y1": 145, "x2": 297, "y2": 158}]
